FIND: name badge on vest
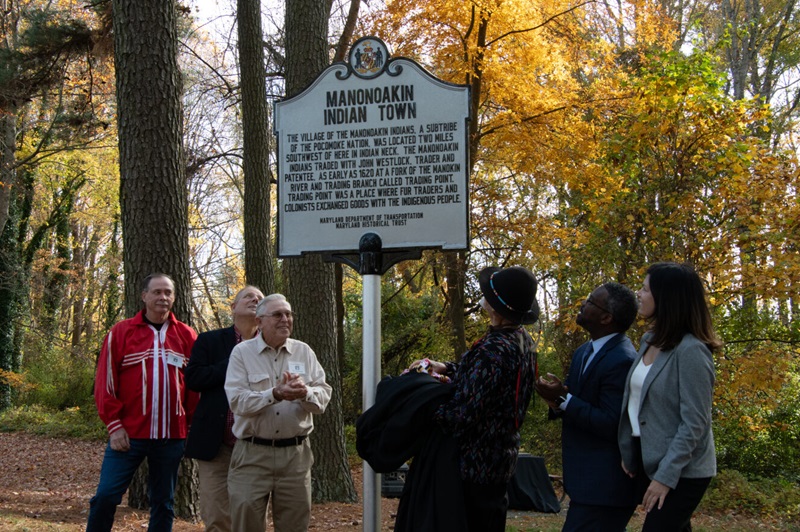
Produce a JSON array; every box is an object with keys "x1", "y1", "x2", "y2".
[
  {"x1": 289, "y1": 361, "x2": 306, "y2": 375},
  {"x1": 167, "y1": 353, "x2": 184, "y2": 367}
]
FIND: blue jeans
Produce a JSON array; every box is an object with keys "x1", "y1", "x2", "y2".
[{"x1": 86, "y1": 438, "x2": 185, "y2": 532}]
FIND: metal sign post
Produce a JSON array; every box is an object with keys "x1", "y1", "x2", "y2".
[
  {"x1": 274, "y1": 36, "x2": 470, "y2": 532},
  {"x1": 361, "y1": 268, "x2": 381, "y2": 531},
  {"x1": 335, "y1": 233, "x2": 419, "y2": 531}
]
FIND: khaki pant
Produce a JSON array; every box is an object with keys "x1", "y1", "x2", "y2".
[
  {"x1": 227, "y1": 438, "x2": 313, "y2": 532},
  {"x1": 197, "y1": 444, "x2": 233, "y2": 532}
]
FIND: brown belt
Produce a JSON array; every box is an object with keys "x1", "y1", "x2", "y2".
[{"x1": 245, "y1": 435, "x2": 306, "y2": 447}]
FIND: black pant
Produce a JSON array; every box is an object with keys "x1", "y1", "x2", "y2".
[
  {"x1": 638, "y1": 476, "x2": 711, "y2": 531},
  {"x1": 633, "y1": 438, "x2": 712, "y2": 531},
  {"x1": 463, "y1": 480, "x2": 508, "y2": 532},
  {"x1": 563, "y1": 501, "x2": 636, "y2": 532}
]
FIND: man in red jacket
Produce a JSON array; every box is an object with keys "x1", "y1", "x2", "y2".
[{"x1": 87, "y1": 273, "x2": 198, "y2": 532}]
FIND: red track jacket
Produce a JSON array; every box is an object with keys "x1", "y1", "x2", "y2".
[{"x1": 94, "y1": 310, "x2": 198, "y2": 439}]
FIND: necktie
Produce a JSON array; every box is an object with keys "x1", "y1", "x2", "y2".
[{"x1": 580, "y1": 344, "x2": 594, "y2": 375}]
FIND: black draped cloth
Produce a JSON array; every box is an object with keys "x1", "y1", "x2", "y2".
[{"x1": 356, "y1": 372, "x2": 468, "y2": 531}]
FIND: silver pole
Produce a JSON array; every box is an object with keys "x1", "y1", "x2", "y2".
[{"x1": 362, "y1": 273, "x2": 382, "y2": 532}]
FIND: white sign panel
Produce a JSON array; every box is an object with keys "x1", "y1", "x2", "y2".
[{"x1": 275, "y1": 37, "x2": 470, "y2": 257}]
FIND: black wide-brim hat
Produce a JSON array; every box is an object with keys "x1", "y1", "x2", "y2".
[{"x1": 479, "y1": 266, "x2": 540, "y2": 325}]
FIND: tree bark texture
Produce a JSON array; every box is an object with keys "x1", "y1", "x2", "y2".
[
  {"x1": 0, "y1": 108, "x2": 16, "y2": 236},
  {"x1": 112, "y1": 0, "x2": 196, "y2": 516},
  {"x1": 284, "y1": 0, "x2": 357, "y2": 503},
  {"x1": 0, "y1": 182, "x2": 21, "y2": 411},
  {"x1": 238, "y1": 0, "x2": 275, "y2": 294},
  {"x1": 0, "y1": 105, "x2": 19, "y2": 409},
  {"x1": 113, "y1": 0, "x2": 192, "y2": 323},
  {"x1": 127, "y1": 458, "x2": 200, "y2": 519},
  {"x1": 445, "y1": 250, "x2": 467, "y2": 356}
]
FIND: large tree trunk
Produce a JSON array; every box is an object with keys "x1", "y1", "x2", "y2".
[
  {"x1": 0, "y1": 100, "x2": 18, "y2": 409},
  {"x1": 284, "y1": 0, "x2": 357, "y2": 503},
  {"x1": 112, "y1": 0, "x2": 196, "y2": 517},
  {"x1": 0, "y1": 184, "x2": 21, "y2": 411},
  {"x1": 0, "y1": 106, "x2": 16, "y2": 237},
  {"x1": 238, "y1": 0, "x2": 275, "y2": 294},
  {"x1": 114, "y1": 0, "x2": 191, "y2": 323}
]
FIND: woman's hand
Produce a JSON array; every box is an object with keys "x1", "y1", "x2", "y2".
[
  {"x1": 642, "y1": 479, "x2": 670, "y2": 512},
  {"x1": 409, "y1": 358, "x2": 447, "y2": 374}
]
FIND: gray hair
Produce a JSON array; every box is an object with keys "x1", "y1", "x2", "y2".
[{"x1": 255, "y1": 293, "x2": 289, "y2": 317}]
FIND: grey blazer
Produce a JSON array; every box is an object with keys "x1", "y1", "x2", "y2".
[{"x1": 618, "y1": 332, "x2": 716, "y2": 489}]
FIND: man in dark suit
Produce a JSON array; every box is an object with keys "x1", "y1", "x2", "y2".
[
  {"x1": 535, "y1": 282, "x2": 639, "y2": 532},
  {"x1": 184, "y1": 285, "x2": 263, "y2": 532}
]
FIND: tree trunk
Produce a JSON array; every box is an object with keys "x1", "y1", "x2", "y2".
[
  {"x1": 112, "y1": 0, "x2": 196, "y2": 517},
  {"x1": 238, "y1": 0, "x2": 275, "y2": 294},
  {"x1": 0, "y1": 188, "x2": 21, "y2": 411},
  {"x1": 113, "y1": 0, "x2": 191, "y2": 323},
  {"x1": 0, "y1": 99, "x2": 18, "y2": 408},
  {"x1": 445, "y1": 251, "x2": 467, "y2": 356},
  {"x1": 41, "y1": 194, "x2": 74, "y2": 338},
  {"x1": 284, "y1": 0, "x2": 357, "y2": 503},
  {"x1": 127, "y1": 457, "x2": 200, "y2": 519},
  {"x1": 0, "y1": 106, "x2": 16, "y2": 237}
]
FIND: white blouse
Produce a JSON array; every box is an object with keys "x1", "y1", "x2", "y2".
[{"x1": 627, "y1": 358, "x2": 653, "y2": 437}]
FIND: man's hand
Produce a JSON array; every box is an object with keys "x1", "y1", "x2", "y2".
[
  {"x1": 622, "y1": 460, "x2": 635, "y2": 478},
  {"x1": 109, "y1": 428, "x2": 130, "y2": 452},
  {"x1": 274, "y1": 372, "x2": 308, "y2": 401},
  {"x1": 534, "y1": 373, "x2": 568, "y2": 403}
]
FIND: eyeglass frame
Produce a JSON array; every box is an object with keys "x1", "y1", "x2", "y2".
[
  {"x1": 258, "y1": 311, "x2": 296, "y2": 320},
  {"x1": 585, "y1": 297, "x2": 611, "y2": 315}
]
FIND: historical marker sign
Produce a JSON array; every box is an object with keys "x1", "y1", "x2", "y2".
[{"x1": 275, "y1": 37, "x2": 471, "y2": 257}]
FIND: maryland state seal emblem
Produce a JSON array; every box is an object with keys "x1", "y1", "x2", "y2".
[{"x1": 349, "y1": 37, "x2": 390, "y2": 79}]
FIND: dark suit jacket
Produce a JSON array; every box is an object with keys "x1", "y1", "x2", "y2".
[
  {"x1": 557, "y1": 332, "x2": 637, "y2": 507},
  {"x1": 183, "y1": 326, "x2": 237, "y2": 460}
]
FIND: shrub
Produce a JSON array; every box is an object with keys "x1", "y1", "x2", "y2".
[
  {"x1": 700, "y1": 469, "x2": 800, "y2": 521},
  {"x1": 0, "y1": 404, "x2": 106, "y2": 440},
  {"x1": 16, "y1": 338, "x2": 97, "y2": 411}
]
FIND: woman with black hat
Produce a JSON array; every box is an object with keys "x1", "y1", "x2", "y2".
[{"x1": 411, "y1": 265, "x2": 540, "y2": 531}]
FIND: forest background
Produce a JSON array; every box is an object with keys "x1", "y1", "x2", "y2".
[{"x1": 0, "y1": 0, "x2": 799, "y2": 525}]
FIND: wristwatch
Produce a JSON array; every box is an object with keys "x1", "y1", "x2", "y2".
[{"x1": 555, "y1": 395, "x2": 567, "y2": 407}]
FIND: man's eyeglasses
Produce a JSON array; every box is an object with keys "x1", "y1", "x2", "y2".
[
  {"x1": 586, "y1": 297, "x2": 611, "y2": 314},
  {"x1": 259, "y1": 311, "x2": 296, "y2": 320}
]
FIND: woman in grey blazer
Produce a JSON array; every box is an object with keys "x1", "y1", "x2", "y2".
[{"x1": 618, "y1": 262, "x2": 722, "y2": 531}]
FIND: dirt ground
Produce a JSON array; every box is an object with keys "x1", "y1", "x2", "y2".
[
  {"x1": 0, "y1": 431, "x2": 479, "y2": 531},
  {"x1": 0, "y1": 431, "x2": 792, "y2": 531}
]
